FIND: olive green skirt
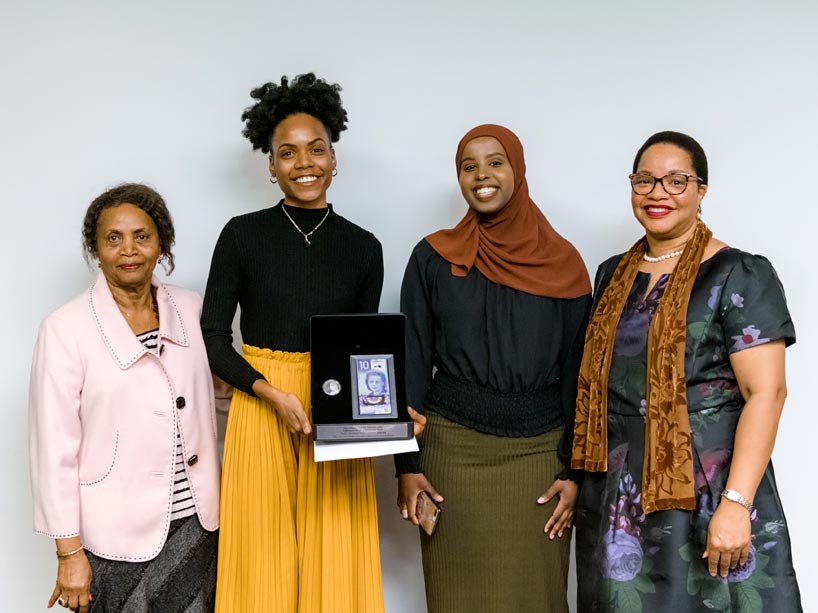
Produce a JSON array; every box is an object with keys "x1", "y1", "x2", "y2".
[{"x1": 419, "y1": 411, "x2": 570, "y2": 613}]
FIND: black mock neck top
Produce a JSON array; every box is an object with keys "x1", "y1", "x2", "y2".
[{"x1": 201, "y1": 200, "x2": 384, "y2": 395}]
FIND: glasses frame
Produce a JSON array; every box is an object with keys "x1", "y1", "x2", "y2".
[{"x1": 629, "y1": 172, "x2": 704, "y2": 196}]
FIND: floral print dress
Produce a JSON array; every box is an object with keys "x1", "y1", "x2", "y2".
[{"x1": 575, "y1": 248, "x2": 802, "y2": 612}]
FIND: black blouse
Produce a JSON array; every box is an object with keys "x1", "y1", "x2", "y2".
[
  {"x1": 395, "y1": 239, "x2": 591, "y2": 474},
  {"x1": 201, "y1": 201, "x2": 384, "y2": 395}
]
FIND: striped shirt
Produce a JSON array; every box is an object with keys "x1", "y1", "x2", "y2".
[{"x1": 136, "y1": 329, "x2": 196, "y2": 522}]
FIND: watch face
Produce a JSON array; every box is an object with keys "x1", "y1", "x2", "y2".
[{"x1": 722, "y1": 489, "x2": 751, "y2": 510}]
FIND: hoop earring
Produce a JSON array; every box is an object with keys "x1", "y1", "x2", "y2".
[
  {"x1": 270, "y1": 176, "x2": 278, "y2": 184},
  {"x1": 332, "y1": 168, "x2": 338, "y2": 177}
]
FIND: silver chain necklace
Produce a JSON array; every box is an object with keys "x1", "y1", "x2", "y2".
[{"x1": 281, "y1": 204, "x2": 331, "y2": 247}]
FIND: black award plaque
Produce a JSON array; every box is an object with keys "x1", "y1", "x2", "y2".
[{"x1": 310, "y1": 314, "x2": 412, "y2": 442}]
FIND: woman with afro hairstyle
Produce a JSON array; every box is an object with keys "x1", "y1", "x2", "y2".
[{"x1": 201, "y1": 73, "x2": 385, "y2": 612}]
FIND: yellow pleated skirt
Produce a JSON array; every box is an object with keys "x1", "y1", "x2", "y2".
[{"x1": 215, "y1": 346, "x2": 385, "y2": 613}]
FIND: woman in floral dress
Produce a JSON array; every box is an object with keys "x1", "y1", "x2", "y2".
[{"x1": 572, "y1": 131, "x2": 802, "y2": 612}]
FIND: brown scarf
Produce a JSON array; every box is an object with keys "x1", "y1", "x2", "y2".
[
  {"x1": 571, "y1": 221, "x2": 712, "y2": 513},
  {"x1": 426, "y1": 124, "x2": 591, "y2": 299}
]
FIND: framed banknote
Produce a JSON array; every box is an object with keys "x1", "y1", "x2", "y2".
[{"x1": 350, "y1": 354, "x2": 398, "y2": 419}]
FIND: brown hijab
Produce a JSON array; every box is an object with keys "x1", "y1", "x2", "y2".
[{"x1": 426, "y1": 124, "x2": 591, "y2": 299}]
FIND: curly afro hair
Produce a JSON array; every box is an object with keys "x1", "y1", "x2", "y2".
[
  {"x1": 82, "y1": 183, "x2": 176, "y2": 274},
  {"x1": 241, "y1": 72, "x2": 348, "y2": 153}
]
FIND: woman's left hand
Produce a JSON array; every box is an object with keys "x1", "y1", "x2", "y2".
[
  {"x1": 703, "y1": 500, "x2": 751, "y2": 578},
  {"x1": 408, "y1": 406, "x2": 426, "y2": 439},
  {"x1": 538, "y1": 478, "x2": 578, "y2": 540}
]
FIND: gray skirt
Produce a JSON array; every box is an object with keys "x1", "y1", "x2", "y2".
[
  {"x1": 419, "y1": 411, "x2": 571, "y2": 613},
  {"x1": 85, "y1": 514, "x2": 218, "y2": 613}
]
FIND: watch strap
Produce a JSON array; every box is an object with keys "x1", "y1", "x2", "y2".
[{"x1": 721, "y1": 488, "x2": 753, "y2": 512}]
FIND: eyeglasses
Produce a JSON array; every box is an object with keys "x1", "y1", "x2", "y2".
[{"x1": 629, "y1": 172, "x2": 703, "y2": 195}]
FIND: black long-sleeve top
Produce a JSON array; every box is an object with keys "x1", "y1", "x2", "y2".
[
  {"x1": 394, "y1": 239, "x2": 591, "y2": 475},
  {"x1": 201, "y1": 201, "x2": 384, "y2": 395}
]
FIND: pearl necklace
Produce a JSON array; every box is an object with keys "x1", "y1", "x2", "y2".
[
  {"x1": 281, "y1": 204, "x2": 331, "y2": 247},
  {"x1": 643, "y1": 249, "x2": 684, "y2": 263}
]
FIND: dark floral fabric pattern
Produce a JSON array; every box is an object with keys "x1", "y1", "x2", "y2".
[{"x1": 576, "y1": 249, "x2": 801, "y2": 612}]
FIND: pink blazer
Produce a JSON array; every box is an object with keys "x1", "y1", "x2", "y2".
[{"x1": 29, "y1": 274, "x2": 222, "y2": 562}]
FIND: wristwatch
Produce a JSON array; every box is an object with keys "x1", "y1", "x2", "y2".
[{"x1": 721, "y1": 489, "x2": 753, "y2": 512}]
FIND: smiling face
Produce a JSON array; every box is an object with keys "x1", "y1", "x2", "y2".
[
  {"x1": 96, "y1": 203, "x2": 161, "y2": 292},
  {"x1": 366, "y1": 372, "x2": 386, "y2": 394},
  {"x1": 631, "y1": 143, "x2": 707, "y2": 242},
  {"x1": 269, "y1": 112, "x2": 336, "y2": 209},
  {"x1": 457, "y1": 136, "x2": 516, "y2": 215}
]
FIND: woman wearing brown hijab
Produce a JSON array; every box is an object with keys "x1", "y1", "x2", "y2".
[{"x1": 394, "y1": 124, "x2": 591, "y2": 612}]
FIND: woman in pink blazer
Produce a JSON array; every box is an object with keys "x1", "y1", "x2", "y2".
[{"x1": 29, "y1": 184, "x2": 222, "y2": 613}]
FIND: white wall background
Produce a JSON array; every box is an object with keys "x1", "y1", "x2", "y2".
[{"x1": 2, "y1": 1, "x2": 816, "y2": 610}]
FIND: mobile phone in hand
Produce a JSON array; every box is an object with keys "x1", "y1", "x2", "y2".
[{"x1": 416, "y1": 491, "x2": 442, "y2": 536}]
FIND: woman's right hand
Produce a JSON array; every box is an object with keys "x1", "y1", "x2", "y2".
[
  {"x1": 49, "y1": 552, "x2": 92, "y2": 612},
  {"x1": 253, "y1": 379, "x2": 311, "y2": 434},
  {"x1": 397, "y1": 473, "x2": 443, "y2": 525}
]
